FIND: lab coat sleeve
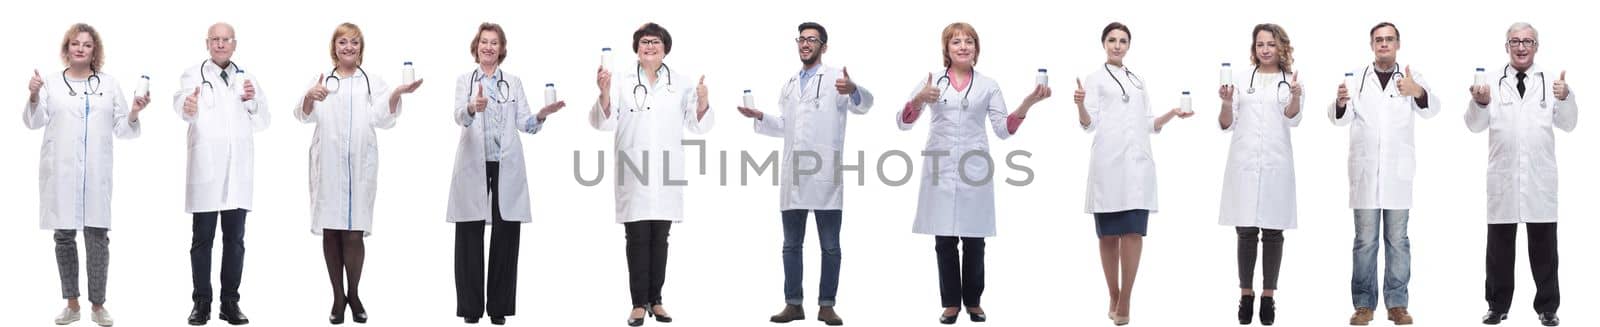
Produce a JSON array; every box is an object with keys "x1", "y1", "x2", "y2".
[
  {"x1": 1554, "y1": 87, "x2": 1577, "y2": 132},
  {"x1": 112, "y1": 80, "x2": 140, "y2": 139},
  {"x1": 589, "y1": 83, "x2": 619, "y2": 131},
  {"x1": 514, "y1": 79, "x2": 544, "y2": 135},
  {"x1": 244, "y1": 73, "x2": 270, "y2": 132},
  {"x1": 1411, "y1": 73, "x2": 1441, "y2": 119},
  {"x1": 987, "y1": 86, "x2": 1013, "y2": 140},
  {"x1": 1145, "y1": 91, "x2": 1161, "y2": 134},
  {"x1": 295, "y1": 76, "x2": 319, "y2": 124},
  {"x1": 844, "y1": 83, "x2": 874, "y2": 114},
  {"x1": 455, "y1": 74, "x2": 475, "y2": 127},
  {"x1": 1082, "y1": 75, "x2": 1102, "y2": 132},
  {"x1": 682, "y1": 85, "x2": 714, "y2": 134},
  {"x1": 1328, "y1": 97, "x2": 1353, "y2": 126},
  {"x1": 370, "y1": 78, "x2": 400, "y2": 129},
  {"x1": 23, "y1": 82, "x2": 51, "y2": 129},
  {"x1": 1464, "y1": 92, "x2": 1492, "y2": 133},
  {"x1": 1285, "y1": 82, "x2": 1304, "y2": 128},
  {"x1": 753, "y1": 112, "x2": 785, "y2": 137},
  {"x1": 897, "y1": 78, "x2": 929, "y2": 131},
  {"x1": 174, "y1": 68, "x2": 200, "y2": 123}
]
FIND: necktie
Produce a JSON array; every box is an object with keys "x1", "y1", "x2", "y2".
[
  {"x1": 220, "y1": 69, "x2": 230, "y2": 87},
  {"x1": 1516, "y1": 72, "x2": 1527, "y2": 97}
]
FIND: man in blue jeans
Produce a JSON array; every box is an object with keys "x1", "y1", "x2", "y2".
[
  {"x1": 734, "y1": 22, "x2": 873, "y2": 326},
  {"x1": 1327, "y1": 22, "x2": 1439, "y2": 326}
]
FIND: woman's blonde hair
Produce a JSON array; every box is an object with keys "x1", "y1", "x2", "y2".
[
  {"x1": 328, "y1": 22, "x2": 365, "y2": 67},
  {"x1": 941, "y1": 22, "x2": 979, "y2": 68},
  {"x1": 59, "y1": 23, "x2": 105, "y2": 71},
  {"x1": 1249, "y1": 23, "x2": 1294, "y2": 71}
]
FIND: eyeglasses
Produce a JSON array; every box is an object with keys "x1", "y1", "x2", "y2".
[
  {"x1": 794, "y1": 36, "x2": 823, "y2": 45},
  {"x1": 1506, "y1": 38, "x2": 1538, "y2": 49},
  {"x1": 207, "y1": 37, "x2": 236, "y2": 44},
  {"x1": 638, "y1": 39, "x2": 663, "y2": 46}
]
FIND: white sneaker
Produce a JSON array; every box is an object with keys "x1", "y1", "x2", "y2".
[
  {"x1": 90, "y1": 308, "x2": 113, "y2": 326},
  {"x1": 54, "y1": 307, "x2": 80, "y2": 325}
]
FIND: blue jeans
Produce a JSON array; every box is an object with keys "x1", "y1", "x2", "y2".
[
  {"x1": 1351, "y1": 209, "x2": 1410, "y2": 309},
  {"x1": 782, "y1": 209, "x2": 842, "y2": 306}
]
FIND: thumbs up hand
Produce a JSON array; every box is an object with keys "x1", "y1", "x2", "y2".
[
  {"x1": 1554, "y1": 70, "x2": 1569, "y2": 101},
  {"x1": 184, "y1": 87, "x2": 201, "y2": 116},
  {"x1": 915, "y1": 73, "x2": 940, "y2": 106},
  {"x1": 835, "y1": 66, "x2": 857, "y2": 95},
  {"x1": 1289, "y1": 71, "x2": 1303, "y2": 99},
  {"x1": 470, "y1": 83, "x2": 488, "y2": 113},
  {"x1": 1073, "y1": 78, "x2": 1086, "y2": 107},
  {"x1": 28, "y1": 69, "x2": 44, "y2": 97},
  {"x1": 1398, "y1": 66, "x2": 1424, "y2": 98},
  {"x1": 695, "y1": 75, "x2": 710, "y2": 115}
]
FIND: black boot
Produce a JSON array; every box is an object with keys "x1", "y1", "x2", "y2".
[
  {"x1": 1259, "y1": 296, "x2": 1276, "y2": 326},
  {"x1": 188, "y1": 301, "x2": 211, "y2": 326},
  {"x1": 219, "y1": 302, "x2": 250, "y2": 325},
  {"x1": 1237, "y1": 295, "x2": 1255, "y2": 325}
]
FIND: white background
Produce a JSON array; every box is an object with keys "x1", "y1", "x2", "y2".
[{"x1": 0, "y1": 0, "x2": 1594, "y2": 326}]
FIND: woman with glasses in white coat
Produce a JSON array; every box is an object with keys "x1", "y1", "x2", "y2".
[
  {"x1": 895, "y1": 22, "x2": 1049, "y2": 325},
  {"x1": 446, "y1": 22, "x2": 565, "y2": 326},
  {"x1": 23, "y1": 22, "x2": 148, "y2": 327},
  {"x1": 295, "y1": 22, "x2": 423, "y2": 325},
  {"x1": 1072, "y1": 22, "x2": 1193, "y2": 326},
  {"x1": 1217, "y1": 23, "x2": 1303, "y2": 326}
]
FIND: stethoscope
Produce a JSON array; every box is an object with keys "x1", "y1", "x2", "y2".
[
  {"x1": 630, "y1": 63, "x2": 672, "y2": 112},
  {"x1": 324, "y1": 66, "x2": 372, "y2": 96},
  {"x1": 1247, "y1": 65, "x2": 1292, "y2": 104},
  {"x1": 935, "y1": 69, "x2": 974, "y2": 110},
  {"x1": 472, "y1": 69, "x2": 515, "y2": 104},
  {"x1": 784, "y1": 71, "x2": 825, "y2": 103},
  {"x1": 62, "y1": 69, "x2": 102, "y2": 96},
  {"x1": 1497, "y1": 64, "x2": 1547, "y2": 107},
  {"x1": 201, "y1": 60, "x2": 246, "y2": 91},
  {"x1": 1104, "y1": 64, "x2": 1144, "y2": 103},
  {"x1": 1356, "y1": 63, "x2": 1404, "y2": 98}
]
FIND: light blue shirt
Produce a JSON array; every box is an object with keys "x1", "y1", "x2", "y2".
[
  {"x1": 798, "y1": 65, "x2": 863, "y2": 105},
  {"x1": 478, "y1": 69, "x2": 509, "y2": 162}
]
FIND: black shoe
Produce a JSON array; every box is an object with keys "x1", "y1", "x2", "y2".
[
  {"x1": 489, "y1": 315, "x2": 506, "y2": 325},
  {"x1": 463, "y1": 317, "x2": 480, "y2": 324},
  {"x1": 649, "y1": 305, "x2": 672, "y2": 323},
  {"x1": 1481, "y1": 311, "x2": 1507, "y2": 325},
  {"x1": 1238, "y1": 295, "x2": 1255, "y2": 325},
  {"x1": 1259, "y1": 296, "x2": 1276, "y2": 326},
  {"x1": 628, "y1": 306, "x2": 646, "y2": 327},
  {"x1": 188, "y1": 302, "x2": 211, "y2": 326},
  {"x1": 219, "y1": 302, "x2": 249, "y2": 325},
  {"x1": 348, "y1": 297, "x2": 367, "y2": 324},
  {"x1": 769, "y1": 304, "x2": 804, "y2": 323},
  {"x1": 329, "y1": 299, "x2": 347, "y2": 325},
  {"x1": 967, "y1": 308, "x2": 987, "y2": 322},
  {"x1": 939, "y1": 308, "x2": 958, "y2": 325},
  {"x1": 1539, "y1": 312, "x2": 1559, "y2": 326}
]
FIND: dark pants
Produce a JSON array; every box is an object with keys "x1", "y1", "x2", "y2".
[
  {"x1": 781, "y1": 209, "x2": 842, "y2": 306},
  {"x1": 456, "y1": 162, "x2": 521, "y2": 319},
  {"x1": 935, "y1": 236, "x2": 984, "y2": 308},
  {"x1": 1237, "y1": 227, "x2": 1284, "y2": 290},
  {"x1": 192, "y1": 209, "x2": 247, "y2": 303},
  {"x1": 625, "y1": 221, "x2": 672, "y2": 307},
  {"x1": 1486, "y1": 222, "x2": 1560, "y2": 314}
]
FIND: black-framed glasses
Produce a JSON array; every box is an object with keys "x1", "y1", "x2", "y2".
[
  {"x1": 638, "y1": 39, "x2": 663, "y2": 46},
  {"x1": 1507, "y1": 38, "x2": 1539, "y2": 49},
  {"x1": 794, "y1": 36, "x2": 823, "y2": 45}
]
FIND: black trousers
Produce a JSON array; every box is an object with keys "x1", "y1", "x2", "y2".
[
  {"x1": 1486, "y1": 222, "x2": 1560, "y2": 313},
  {"x1": 935, "y1": 236, "x2": 985, "y2": 308},
  {"x1": 456, "y1": 162, "x2": 521, "y2": 319},
  {"x1": 192, "y1": 209, "x2": 247, "y2": 303},
  {"x1": 1237, "y1": 227, "x2": 1284, "y2": 290},
  {"x1": 624, "y1": 220, "x2": 672, "y2": 307}
]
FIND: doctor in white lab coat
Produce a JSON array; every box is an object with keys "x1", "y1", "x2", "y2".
[
  {"x1": 733, "y1": 22, "x2": 872, "y2": 324},
  {"x1": 1072, "y1": 22, "x2": 1192, "y2": 326},
  {"x1": 173, "y1": 23, "x2": 268, "y2": 325},
  {"x1": 895, "y1": 22, "x2": 1047, "y2": 323},
  {"x1": 1217, "y1": 23, "x2": 1301, "y2": 326},
  {"x1": 1467, "y1": 23, "x2": 1575, "y2": 326},
  {"x1": 589, "y1": 23, "x2": 712, "y2": 325},
  {"x1": 295, "y1": 22, "x2": 423, "y2": 324},
  {"x1": 444, "y1": 23, "x2": 565, "y2": 325},
  {"x1": 1326, "y1": 23, "x2": 1437, "y2": 324},
  {"x1": 24, "y1": 23, "x2": 147, "y2": 326}
]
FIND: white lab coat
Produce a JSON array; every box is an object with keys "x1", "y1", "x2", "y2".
[
  {"x1": 447, "y1": 69, "x2": 543, "y2": 223},
  {"x1": 1080, "y1": 65, "x2": 1160, "y2": 214},
  {"x1": 24, "y1": 72, "x2": 141, "y2": 230},
  {"x1": 1218, "y1": 66, "x2": 1302, "y2": 230},
  {"x1": 1464, "y1": 64, "x2": 1578, "y2": 224},
  {"x1": 174, "y1": 61, "x2": 271, "y2": 213},
  {"x1": 294, "y1": 69, "x2": 401, "y2": 235},
  {"x1": 898, "y1": 70, "x2": 1013, "y2": 238},
  {"x1": 752, "y1": 65, "x2": 874, "y2": 211},
  {"x1": 1327, "y1": 64, "x2": 1440, "y2": 210},
  {"x1": 589, "y1": 64, "x2": 714, "y2": 224}
]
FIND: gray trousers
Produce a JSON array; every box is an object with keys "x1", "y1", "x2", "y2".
[{"x1": 55, "y1": 228, "x2": 109, "y2": 304}]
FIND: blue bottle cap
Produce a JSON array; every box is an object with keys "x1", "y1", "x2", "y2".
[
  {"x1": 1476, "y1": 67, "x2": 1486, "y2": 72},
  {"x1": 743, "y1": 89, "x2": 752, "y2": 93},
  {"x1": 1182, "y1": 91, "x2": 1191, "y2": 95},
  {"x1": 1038, "y1": 68, "x2": 1047, "y2": 72},
  {"x1": 404, "y1": 61, "x2": 413, "y2": 65},
  {"x1": 1222, "y1": 63, "x2": 1232, "y2": 67},
  {"x1": 546, "y1": 83, "x2": 555, "y2": 87}
]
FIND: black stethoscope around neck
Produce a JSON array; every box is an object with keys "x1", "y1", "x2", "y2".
[
  {"x1": 202, "y1": 60, "x2": 246, "y2": 91},
  {"x1": 62, "y1": 69, "x2": 102, "y2": 97},
  {"x1": 631, "y1": 62, "x2": 672, "y2": 112},
  {"x1": 1246, "y1": 65, "x2": 1290, "y2": 95},
  {"x1": 787, "y1": 70, "x2": 825, "y2": 102},
  {"x1": 1351, "y1": 63, "x2": 1406, "y2": 99},
  {"x1": 324, "y1": 66, "x2": 372, "y2": 96},
  {"x1": 935, "y1": 69, "x2": 974, "y2": 110},
  {"x1": 472, "y1": 69, "x2": 515, "y2": 104},
  {"x1": 1497, "y1": 64, "x2": 1547, "y2": 107},
  {"x1": 1104, "y1": 63, "x2": 1144, "y2": 103}
]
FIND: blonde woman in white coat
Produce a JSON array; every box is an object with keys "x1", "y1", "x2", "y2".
[
  {"x1": 1217, "y1": 23, "x2": 1303, "y2": 326},
  {"x1": 1073, "y1": 22, "x2": 1193, "y2": 326},
  {"x1": 590, "y1": 23, "x2": 713, "y2": 326},
  {"x1": 295, "y1": 22, "x2": 423, "y2": 324},
  {"x1": 895, "y1": 22, "x2": 1049, "y2": 325},
  {"x1": 446, "y1": 23, "x2": 565, "y2": 326},
  {"x1": 24, "y1": 23, "x2": 147, "y2": 327}
]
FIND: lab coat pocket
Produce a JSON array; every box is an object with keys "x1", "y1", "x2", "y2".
[
  {"x1": 1485, "y1": 171, "x2": 1509, "y2": 197},
  {"x1": 187, "y1": 141, "x2": 222, "y2": 184}
]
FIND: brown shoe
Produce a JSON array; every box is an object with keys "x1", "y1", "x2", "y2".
[
  {"x1": 1387, "y1": 307, "x2": 1414, "y2": 325},
  {"x1": 1350, "y1": 307, "x2": 1375, "y2": 326},
  {"x1": 770, "y1": 304, "x2": 804, "y2": 323},
  {"x1": 817, "y1": 306, "x2": 844, "y2": 326}
]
